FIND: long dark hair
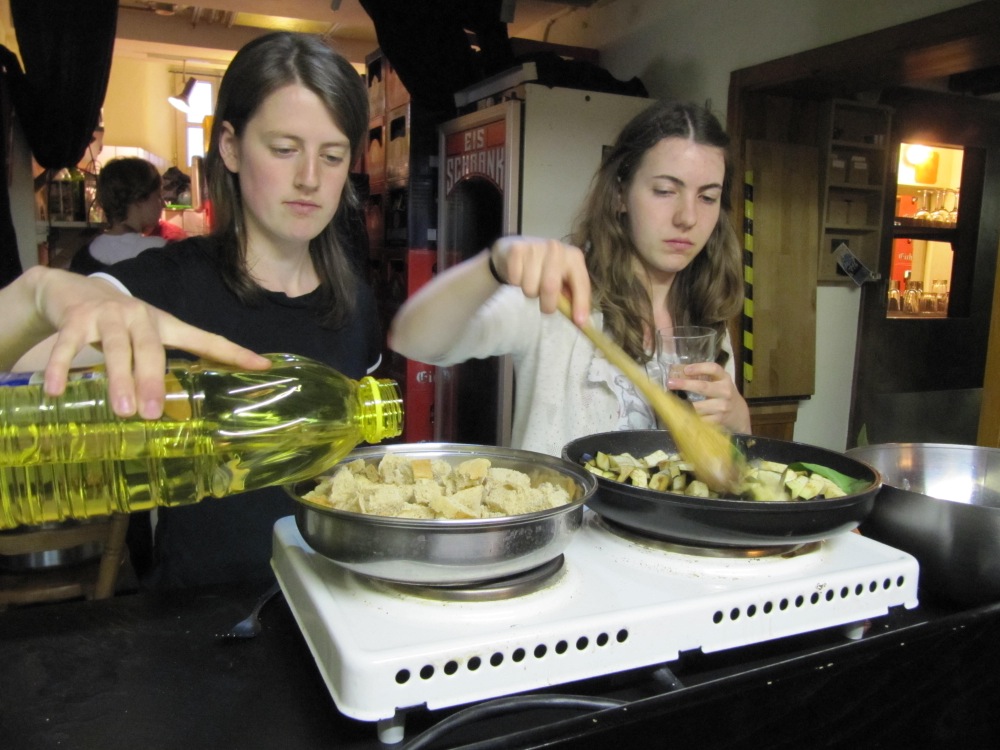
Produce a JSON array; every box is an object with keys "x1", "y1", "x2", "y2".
[
  {"x1": 204, "y1": 31, "x2": 369, "y2": 326},
  {"x1": 571, "y1": 100, "x2": 743, "y2": 363}
]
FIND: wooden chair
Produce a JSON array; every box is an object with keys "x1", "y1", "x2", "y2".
[{"x1": 0, "y1": 514, "x2": 130, "y2": 609}]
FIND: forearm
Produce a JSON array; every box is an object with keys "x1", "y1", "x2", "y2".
[{"x1": 389, "y1": 250, "x2": 500, "y2": 362}]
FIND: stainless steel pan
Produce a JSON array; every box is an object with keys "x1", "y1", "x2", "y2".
[
  {"x1": 562, "y1": 430, "x2": 881, "y2": 547},
  {"x1": 286, "y1": 443, "x2": 596, "y2": 585},
  {"x1": 847, "y1": 442, "x2": 1000, "y2": 605}
]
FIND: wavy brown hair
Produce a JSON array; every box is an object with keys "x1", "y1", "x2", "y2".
[
  {"x1": 570, "y1": 100, "x2": 743, "y2": 364},
  {"x1": 203, "y1": 31, "x2": 369, "y2": 326}
]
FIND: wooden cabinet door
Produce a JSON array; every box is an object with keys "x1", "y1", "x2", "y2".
[{"x1": 743, "y1": 141, "x2": 819, "y2": 400}]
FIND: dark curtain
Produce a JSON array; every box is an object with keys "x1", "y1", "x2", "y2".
[
  {"x1": 0, "y1": 0, "x2": 118, "y2": 286},
  {"x1": 358, "y1": 0, "x2": 646, "y2": 118},
  {"x1": 0, "y1": 51, "x2": 19, "y2": 286},
  {"x1": 359, "y1": 0, "x2": 514, "y2": 117}
]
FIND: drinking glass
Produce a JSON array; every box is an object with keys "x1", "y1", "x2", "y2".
[
  {"x1": 930, "y1": 189, "x2": 951, "y2": 223},
  {"x1": 887, "y1": 280, "x2": 901, "y2": 311},
  {"x1": 653, "y1": 326, "x2": 716, "y2": 402},
  {"x1": 913, "y1": 189, "x2": 932, "y2": 222}
]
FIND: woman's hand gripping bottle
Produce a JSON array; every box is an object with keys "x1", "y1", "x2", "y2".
[{"x1": 0, "y1": 354, "x2": 403, "y2": 529}]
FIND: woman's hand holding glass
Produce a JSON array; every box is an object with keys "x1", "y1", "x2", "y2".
[{"x1": 648, "y1": 325, "x2": 751, "y2": 433}]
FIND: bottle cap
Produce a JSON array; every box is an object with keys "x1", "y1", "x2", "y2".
[{"x1": 357, "y1": 376, "x2": 403, "y2": 443}]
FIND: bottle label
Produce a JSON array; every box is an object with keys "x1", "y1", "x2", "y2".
[
  {"x1": 0, "y1": 372, "x2": 43, "y2": 386},
  {"x1": 0, "y1": 368, "x2": 105, "y2": 387}
]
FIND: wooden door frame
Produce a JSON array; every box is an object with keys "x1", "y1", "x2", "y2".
[{"x1": 724, "y1": 1, "x2": 1000, "y2": 444}]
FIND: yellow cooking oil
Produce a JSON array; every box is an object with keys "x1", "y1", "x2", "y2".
[{"x1": 0, "y1": 353, "x2": 402, "y2": 530}]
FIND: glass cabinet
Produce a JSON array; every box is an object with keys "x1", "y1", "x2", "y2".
[{"x1": 888, "y1": 144, "x2": 964, "y2": 318}]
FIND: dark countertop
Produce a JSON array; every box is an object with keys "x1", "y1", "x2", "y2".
[{"x1": 3, "y1": 578, "x2": 1000, "y2": 749}]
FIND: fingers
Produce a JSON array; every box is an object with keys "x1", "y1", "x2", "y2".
[
  {"x1": 674, "y1": 363, "x2": 750, "y2": 432},
  {"x1": 669, "y1": 364, "x2": 725, "y2": 409},
  {"x1": 172, "y1": 326, "x2": 271, "y2": 371},
  {"x1": 122, "y1": 310, "x2": 271, "y2": 419},
  {"x1": 41, "y1": 296, "x2": 271, "y2": 420},
  {"x1": 128, "y1": 312, "x2": 169, "y2": 420},
  {"x1": 495, "y1": 237, "x2": 591, "y2": 321}
]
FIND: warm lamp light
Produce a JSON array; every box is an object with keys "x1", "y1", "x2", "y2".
[
  {"x1": 903, "y1": 144, "x2": 933, "y2": 167},
  {"x1": 902, "y1": 143, "x2": 939, "y2": 184},
  {"x1": 168, "y1": 77, "x2": 197, "y2": 113}
]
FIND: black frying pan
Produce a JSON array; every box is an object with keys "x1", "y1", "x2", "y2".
[{"x1": 562, "y1": 430, "x2": 881, "y2": 547}]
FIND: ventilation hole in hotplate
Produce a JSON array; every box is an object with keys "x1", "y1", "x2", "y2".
[
  {"x1": 795, "y1": 595, "x2": 805, "y2": 608},
  {"x1": 896, "y1": 575, "x2": 906, "y2": 587},
  {"x1": 444, "y1": 661, "x2": 458, "y2": 675},
  {"x1": 555, "y1": 640, "x2": 568, "y2": 654},
  {"x1": 420, "y1": 665, "x2": 434, "y2": 680},
  {"x1": 395, "y1": 669, "x2": 410, "y2": 685},
  {"x1": 490, "y1": 652, "x2": 503, "y2": 667},
  {"x1": 534, "y1": 644, "x2": 547, "y2": 659},
  {"x1": 596, "y1": 632, "x2": 609, "y2": 646},
  {"x1": 810, "y1": 592, "x2": 820, "y2": 605},
  {"x1": 468, "y1": 656, "x2": 482, "y2": 671},
  {"x1": 840, "y1": 586, "x2": 850, "y2": 599},
  {"x1": 883, "y1": 577, "x2": 892, "y2": 590},
  {"x1": 855, "y1": 583, "x2": 864, "y2": 596},
  {"x1": 747, "y1": 604, "x2": 757, "y2": 617},
  {"x1": 763, "y1": 601, "x2": 773, "y2": 614},
  {"x1": 712, "y1": 611, "x2": 724, "y2": 624},
  {"x1": 576, "y1": 636, "x2": 589, "y2": 651},
  {"x1": 616, "y1": 629, "x2": 629, "y2": 643},
  {"x1": 779, "y1": 598, "x2": 789, "y2": 611},
  {"x1": 825, "y1": 589, "x2": 835, "y2": 602},
  {"x1": 868, "y1": 581, "x2": 878, "y2": 593},
  {"x1": 729, "y1": 607, "x2": 740, "y2": 621},
  {"x1": 512, "y1": 648, "x2": 526, "y2": 662}
]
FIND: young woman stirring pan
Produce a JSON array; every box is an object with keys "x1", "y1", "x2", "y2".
[{"x1": 390, "y1": 100, "x2": 750, "y2": 457}]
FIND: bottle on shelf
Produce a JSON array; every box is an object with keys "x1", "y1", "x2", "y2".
[{"x1": 0, "y1": 354, "x2": 403, "y2": 530}]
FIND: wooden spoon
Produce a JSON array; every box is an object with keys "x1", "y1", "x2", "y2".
[{"x1": 556, "y1": 294, "x2": 743, "y2": 493}]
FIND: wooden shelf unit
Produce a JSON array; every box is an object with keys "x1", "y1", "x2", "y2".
[{"x1": 818, "y1": 100, "x2": 893, "y2": 283}]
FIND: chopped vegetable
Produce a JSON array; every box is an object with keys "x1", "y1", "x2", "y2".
[{"x1": 580, "y1": 449, "x2": 862, "y2": 501}]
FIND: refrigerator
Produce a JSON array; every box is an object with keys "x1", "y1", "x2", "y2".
[{"x1": 436, "y1": 81, "x2": 651, "y2": 446}]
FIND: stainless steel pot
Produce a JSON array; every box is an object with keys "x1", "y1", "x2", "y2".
[
  {"x1": 0, "y1": 520, "x2": 105, "y2": 572},
  {"x1": 563, "y1": 430, "x2": 881, "y2": 547},
  {"x1": 285, "y1": 443, "x2": 596, "y2": 585},
  {"x1": 847, "y1": 442, "x2": 1000, "y2": 605}
]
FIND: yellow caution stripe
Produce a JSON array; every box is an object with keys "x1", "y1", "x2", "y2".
[{"x1": 742, "y1": 171, "x2": 754, "y2": 384}]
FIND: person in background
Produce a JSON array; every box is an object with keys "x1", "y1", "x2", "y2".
[
  {"x1": 155, "y1": 165, "x2": 192, "y2": 241},
  {"x1": 1, "y1": 265, "x2": 269, "y2": 416},
  {"x1": 21, "y1": 31, "x2": 379, "y2": 590},
  {"x1": 390, "y1": 100, "x2": 751, "y2": 458},
  {"x1": 69, "y1": 157, "x2": 168, "y2": 274}
]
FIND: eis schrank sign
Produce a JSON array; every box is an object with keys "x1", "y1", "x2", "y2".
[{"x1": 443, "y1": 119, "x2": 506, "y2": 198}]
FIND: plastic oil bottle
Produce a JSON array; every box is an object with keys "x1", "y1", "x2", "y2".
[{"x1": 0, "y1": 353, "x2": 403, "y2": 530}]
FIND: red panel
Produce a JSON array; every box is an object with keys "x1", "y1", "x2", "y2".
[
  {"x1": 376, "y1": 248, "x2": 437, "y2": 444},
  {"x1": 401, "y1": 249, "x2": 436, "y2": 442}
]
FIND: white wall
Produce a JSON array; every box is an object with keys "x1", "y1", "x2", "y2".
[{"x1": 523, "y1": 0, "x2": 977, "y2": 450}]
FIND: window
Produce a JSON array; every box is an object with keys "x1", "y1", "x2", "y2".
[
  {"x1": 184, "y1": 80, "x2": 214, "y2": 166},
  {"x1": 173, "y1": 73, "x2": 218, "y2": 168}
]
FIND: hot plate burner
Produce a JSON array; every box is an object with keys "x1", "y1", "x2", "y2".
[
  {"x1": 597, "y1": 516, "x2": 820, "y2": 559},
  {"x1": 271, "y1": 514, "x2": 919, "y2": 742},
  {"x1": 365, "y1": 555, "x2": 566, "y2": 602}
]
